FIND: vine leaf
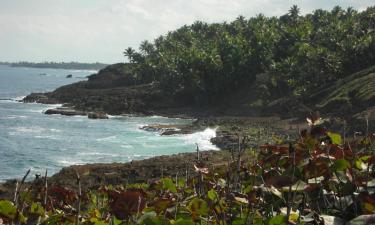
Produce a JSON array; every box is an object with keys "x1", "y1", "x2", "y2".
[
  {"x1": 0, "y1": 200, "x2": 16, "y2": 219},
  {"x1": 188, "y1": 198, "x2": 208, "y2": 221},
  {"x1": 327, "y1": 132, "x2": 342, "y2": 145}
]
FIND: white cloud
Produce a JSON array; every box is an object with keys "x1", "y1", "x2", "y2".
[{"x1": 0, "y1": 0, "x2": 373, "y2": 63}]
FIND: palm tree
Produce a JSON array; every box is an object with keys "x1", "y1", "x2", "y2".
[
  {"x1": 123, "y1": 47, "x2": 135, "y2": 63},
  {"x1": 289, "y1": 5, "x2": 300, "y2": 25},
  {"x1": 139, "y1": 40, "x2": 154, "y2": 56}
]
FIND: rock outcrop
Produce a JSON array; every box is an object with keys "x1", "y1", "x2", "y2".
[
  {"x1": 45, "y1": 107, "x2": 86, "y2": 116},
  {"x1": 88, "y1": 112, "x2": 108, "y2": 119}
]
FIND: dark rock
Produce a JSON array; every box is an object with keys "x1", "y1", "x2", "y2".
[
  {"x1": 23, "y1": 93, "x2": 60, "y2": 104},
  {"x1": 66, "y1": 74, "x2": 73, "y2": 78},
  {"x1": 140, "y1": 124, "x2": 180, "y2": 133},
  {"x1": 88, "y1": 112, "x2": 108, "y2": 119},
  {"x1": 45, "y1": 108, "x2": 87, "y2": 116}
]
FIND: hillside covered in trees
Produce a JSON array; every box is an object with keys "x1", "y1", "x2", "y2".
[
  {"x1": 24, "y1": 5, "x2": 374, "y2": 125},
  {"x1": 122, "y1": 5, "x2": 374, "y2": 110}
]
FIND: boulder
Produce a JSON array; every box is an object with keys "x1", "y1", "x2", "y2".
[
  {"x1": 66, "y1": 74, "x2": 73, "y2": 78},
  {"x1": 88, "y1": 112, "x2": 109, "y2": 119}
]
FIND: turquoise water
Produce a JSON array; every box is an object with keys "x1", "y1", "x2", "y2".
[{"x1": 0, "y1": 65, "x2": 217, "y2": 181}]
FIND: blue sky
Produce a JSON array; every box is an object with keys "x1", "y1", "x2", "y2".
[{"x1": 0, "y1": 0, "x2": 373, "y2": 63}]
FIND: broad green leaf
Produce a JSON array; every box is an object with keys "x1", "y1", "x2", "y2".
[
  {"x1": 188, "y1": 198, "x2": 208, "y2": 220},
  {"x1": 141, "y1": 216, "x2": 168, "y2": 225},
  {"x1": 355, "y1": 159, "x2": 367, "y2": 170},
  {"x1": 327, "y1": 132, "x2": 342, "y2": 145},
  {"x1": 30, "y1": 202, "x2": 44, "y2": 216},
  {"x1": 177, "y1": 178, "x2": 185, "y2": 188},
  {"x1": 207, "y1": 189, "x2": 218, "y2": 201},
  {"x1": 333, "y1": 159, "x2": 350, "y2": 171},
  {"x1": 42, "y1": 214, "x2": 64, "y2": 225},
  {"x1": 0, "y1": 200, "x2": 16, "y2": 219},
  {"x1": 138, "y1": 211, "x2": 157, "y2": 223},
  {"x1": 162, "y1": 178, "x2": 177, "y2": 193},
  {"x1": 232, "y1": 218, "x2": 246, "y2": 225},
  {"x1": 269, "y1": 215, "x2": 286, "y2": 225},
  {"x1": 173, "y1": 218, "x2": 195, "y2": 225},
  {"x1": 218, "y1": 178, "x2": 226, "y2": 187},
  {"x1": 94, "y1": 221, "x2": 109, "y2": 225}
]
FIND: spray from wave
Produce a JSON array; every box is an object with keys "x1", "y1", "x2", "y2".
[{"x1": 180, "y1": 127, "x2": 219, "y2": 150}]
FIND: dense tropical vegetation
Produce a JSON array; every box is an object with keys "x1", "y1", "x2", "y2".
[
  {"x1": 0, "y1": 115, "x2": 374, "y2": 224},
  {"x1": 123, "y1": 5, "x2": 374, "y2": 106}
]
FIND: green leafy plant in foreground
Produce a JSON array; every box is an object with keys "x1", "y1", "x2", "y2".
[{"x1": 0, "y1": 115, "x2": 374, "y2": 224}]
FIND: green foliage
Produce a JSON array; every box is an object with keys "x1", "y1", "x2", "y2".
[
  {"x1": 269, "y1": 215, "x2": 286, "y2": 225},
  {"x1": 333, "y1": 159, "x2": 350, "y2": 171},
  {"x1": 161, "y1": 177, "x2": 177, "y2": 193},
  {"x1": 207, "y1": 189, "x2": 218, "y2": 201},
  {"x1": 173, "y1": 219, "x2": 195, "y2": 225},
  {"x1": 122, "y1": 5, "x2": 375, "y2": 106},
  {"x1": 327, "y1": 131, "x2": 342, "y2": 145},
  {"x1": 0, "y1": 200, "x2": 16, "y2": 219},
  {"x1": 30, "y1": 202, "x2": 44, "y2": 216},
  {"x1": 187, "y1": 198, "x2": 208, "y2": 220}
]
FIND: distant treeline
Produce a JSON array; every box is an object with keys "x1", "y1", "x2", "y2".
[{"x1": 0, "y1": 61, "x2": 108, "y2": 70}]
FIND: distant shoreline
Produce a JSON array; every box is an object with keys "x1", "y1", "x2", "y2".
[{"x1": 0, "y1": 61, "x2": 109, "y2": 71}]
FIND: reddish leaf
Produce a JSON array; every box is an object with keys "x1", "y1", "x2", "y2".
[
  {"x1": 152, "y1": 197, "x2": 173, "y2": 214},
  {"x1": 48, "y1": 186, "x2": 76, "y2": 210},
  {"x1": 304, "y1": 184, "x2": 320, "y2": 192},
  {"x1": 264, "y1": 175, "x2": 294, "y2": 188},
  {"x1": 310, "y1": 126, "x2": 327, "y2": 136},
  {"x1": 108, "y1": 189, "x2": 146, "y2": 220},
  {"x1": 303, "y1": 158, "x2": 331, "y2": 179}
]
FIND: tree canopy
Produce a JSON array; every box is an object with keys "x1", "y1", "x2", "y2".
[{"x1": 124, "y1": 6, "x2": 375, "y2": 105}]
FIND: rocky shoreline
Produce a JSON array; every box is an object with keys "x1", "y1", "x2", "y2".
[
  {"x1": 0, "y1": 150, "x2": 239, "y2": 200},
  {"x1": 3, "y1": 63, "x2": 372, "y2": 201}
]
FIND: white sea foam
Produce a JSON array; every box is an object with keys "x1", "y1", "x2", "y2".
[
  {"x1": 0, "y1": 96, "x2": 26, "y2": 103},
  {"x1": 34, "y1": 135, "x2": 60, "y2": 140},
  {"x1": 96, "y1": 135, "x2": 118, "y2": 142},
  {"x1": 13, "y1": 96, "x2": 26, "y2": 101},
  {"x1": 120, "y1": 144, "x2": 134, "y2": 149},
  {"x1": 77, "y1": 152, "x2": 119, "y2": 157},
  {"x1": 8, "y1": 126, "x2": 46, "y2": 135},
  {"x1": 58, "y1": 159, "x2": 85, "y2": 166},
  {"x1": 5, "y1": 115, "x2": 28, "y2": 119},
  {"x1": 69, "y1": 69, "x2": 98, "y2": 73},
  {"x1": 180, "y1": 127, "x2": 219, "y2": 151},
  {"x1": 108, "y1": 115, "x2": 123, "y2": 119},
  {"x1": 49, "y1": 128, "x2": 61, "y2": 132}
]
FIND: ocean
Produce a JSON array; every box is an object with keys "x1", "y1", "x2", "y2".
[{"x1": 0, "y1": 65, "x2": 217, "y2": 181}]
